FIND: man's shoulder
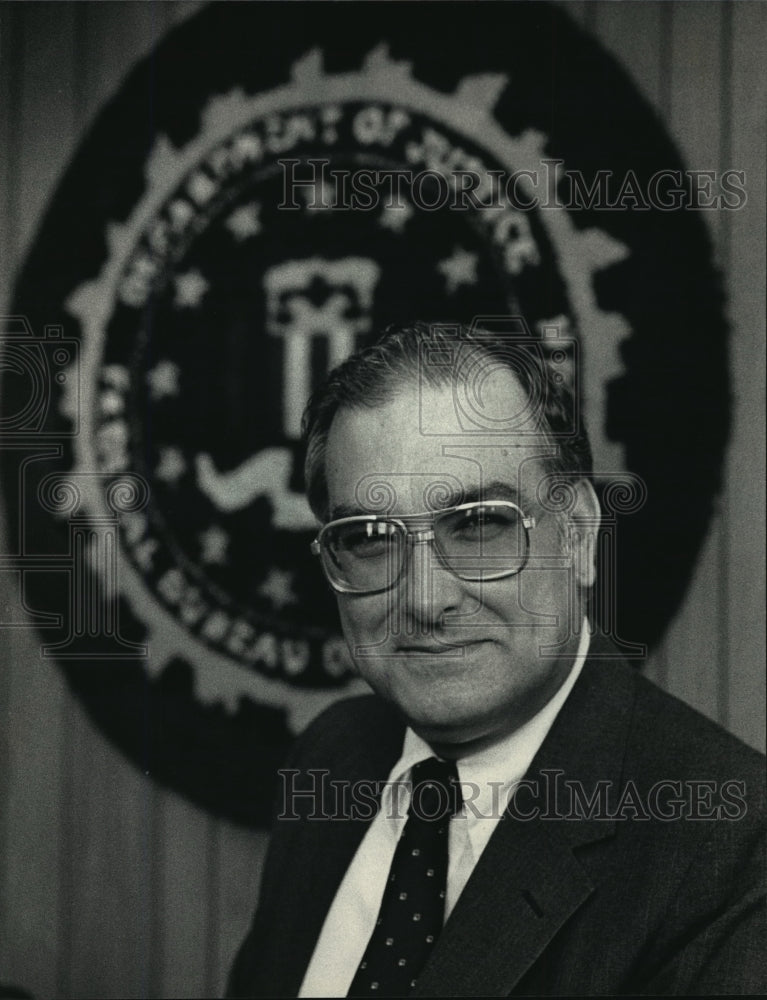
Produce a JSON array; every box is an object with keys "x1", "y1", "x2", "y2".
[
  {"x1": 576, "y1": 646, "x2": 765, "y2": 815},
  {"x1": 287, "y1": 692, "x2": 404, "y2": 778},
  {"x1": 633, "y1": 668, "x2": 763, "y2": 768},
  {"x1": 302, "y1": 691, "x2": 401, "y2": 743}
]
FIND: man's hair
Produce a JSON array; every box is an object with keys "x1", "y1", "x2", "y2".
[{"x1": 301, "y1": 321, "x2": 593, "y2": 521}]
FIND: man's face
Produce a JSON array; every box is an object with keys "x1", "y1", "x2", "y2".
[{"x1": 323, "y1": 368, "x2": 597, "y2": 755}]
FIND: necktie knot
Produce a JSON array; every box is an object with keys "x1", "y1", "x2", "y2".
[{"x1": 409, "y1": 757, "x2": 461, "y2": 824}]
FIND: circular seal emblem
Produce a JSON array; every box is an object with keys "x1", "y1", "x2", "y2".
[{"x1": 1, "y1": 3, "x2": 729, "y2": 825}]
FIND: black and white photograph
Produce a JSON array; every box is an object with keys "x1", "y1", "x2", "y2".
[{"x1": 0, "y1": 2, "x2": 764, "y2": 996}]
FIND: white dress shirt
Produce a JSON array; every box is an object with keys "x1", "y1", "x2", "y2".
[{"x1": 299, "y1": 625, "x2": 591, "y2": 997}]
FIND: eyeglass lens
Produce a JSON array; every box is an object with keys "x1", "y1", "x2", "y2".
[{"x1": 321, "y1": 504, "x2": 526, "y2": 592}]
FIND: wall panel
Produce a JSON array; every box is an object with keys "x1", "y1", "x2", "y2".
[
  {"x1": 0, "y1": 3, "x2": 21, "y2": 308},
  {"x1": 14, "y1": 4, "x2": 79, "y2": 268},
  {"x1": 213, "y1": 824, "x2": 270, "y2": 997},
  {"x1": 658, "y1": 1, "x2": 726, "y2": 725},
  {"x1": 62, "y1": 700, "x2": 159, "y2": 1000},
  {"x1": 0, "y1": 593, "x2": 66, "y2": 999},
  {"x1": 725, "y1": 0, "x2": 766, "y2": 748},
  {"x1": 156, "y1": 796, "x2": 215, "y2": 999}
]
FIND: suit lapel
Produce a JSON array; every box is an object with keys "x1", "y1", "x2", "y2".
[
  {"x1": 415, "y1": 816, "x2": 596, "y2": 996},
  {"x1": 415, "y1": 638, "x2": 637, "y2": 996}
]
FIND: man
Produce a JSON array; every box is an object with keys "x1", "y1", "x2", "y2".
[{"x1": 228, "y1": 321, "x2": 765, "y2": 997}]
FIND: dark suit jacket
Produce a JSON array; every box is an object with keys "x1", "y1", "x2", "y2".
[{"x1": 228, "y1": 640, "x2": 766, "y2": 996}]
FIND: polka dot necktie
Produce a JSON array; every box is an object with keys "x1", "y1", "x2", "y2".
[{"x1": 347, "y1": 756, "x2": 462, "y2": 997}]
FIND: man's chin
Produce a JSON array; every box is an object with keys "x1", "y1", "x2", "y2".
[
  {"x1": 385, "y1": 680, "x2": 539, "y2": 755},
  {"x1": 395, "y1": 700, "x2": 502, "y2": 754},
  {"x1": 410, "y1": 720, "x2": 513, "y2": 758}
]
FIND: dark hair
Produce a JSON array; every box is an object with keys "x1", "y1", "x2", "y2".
[{"x1": 301, "y1": 320, "x2": 593, "y2": 520}]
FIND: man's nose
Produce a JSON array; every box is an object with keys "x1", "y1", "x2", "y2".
[{"x1": 397, "y1": 533, "x2": 465, "y2": 636}]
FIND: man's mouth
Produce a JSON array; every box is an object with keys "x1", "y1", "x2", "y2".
[{"x1": 395, "y1": 639, "x2": 486, "y2": 655}]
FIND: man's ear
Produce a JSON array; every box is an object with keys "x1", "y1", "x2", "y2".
[{"x1": 568, "y1": 478, "x2": 601, "y2": 589}]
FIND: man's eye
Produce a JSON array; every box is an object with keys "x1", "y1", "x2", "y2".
[
  {"x1": 339, "y1": 524, "x2": 394, "y2": 557},
  {"x1": 448, "y1": 508, "x2": 517, "y2": 540},
  {"x1": 458, "y1": 515, "x2": 496, "y2": 535},
  {"x1": 345, "y1": 534, "x2": 387, "y2": 554}
]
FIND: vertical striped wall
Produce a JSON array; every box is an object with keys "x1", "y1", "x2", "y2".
[{"x1": 1, "y1": 3, "x2": 764, "y2": 997}]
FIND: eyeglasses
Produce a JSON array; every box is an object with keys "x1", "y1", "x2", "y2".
[{"x1": 311, "y1": 500, "x2": 536, "y2": 595}]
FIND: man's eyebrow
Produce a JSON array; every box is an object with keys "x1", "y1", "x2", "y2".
[
  {"x1": 443, "y1": 481, "x2": 534, "y2": 510},
  {"x1": 328, "y1": 480, "x2": 532, "y2": 520},
  {"x1": 458, "y1": 481, "x2": 522, "y2": 506},
  {"x1": 329, "y1": 501, "x2": 369, "y2": 520}
]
